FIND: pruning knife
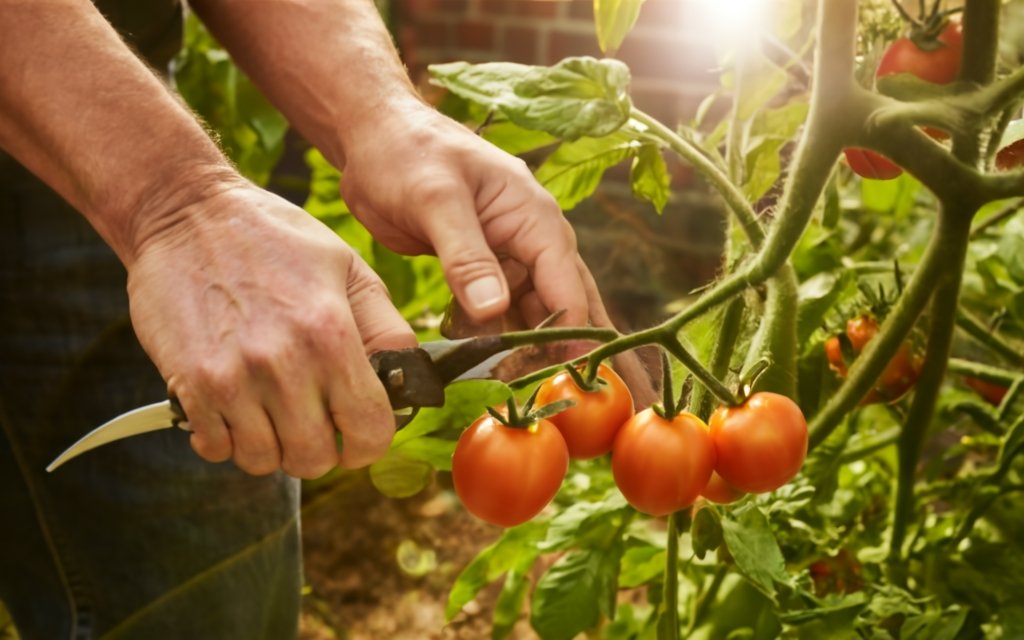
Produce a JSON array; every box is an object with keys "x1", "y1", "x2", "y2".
[{"x1": 47, "y1": 335, "x2": 515, "y2": 472}]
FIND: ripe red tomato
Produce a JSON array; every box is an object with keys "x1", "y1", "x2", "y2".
[
  {"x1": 612, "y1": 409, "x2": 716, "y2": 516},
  {"x1": 709, "y1": 392, "x2": 808, "y2": 494},
  {"x1": 452, "y1": 413, "x2": 568, "y2": 528},
  {"x1": 964, "y1": 376, "x2": 1009, "y2": 406},
  {"x1": 843, "y1": 148, "x2": 903, "y2": 180},
  {"x1": 535, "y1": 364, "x2": 634, "y2": 459},
  {"x1": 825, "y1": 315, "x2": 921, "y2": 404},
  {"x1": 843, "y1": 18, "x2": 963, "y2": 179},
  {"x1": 876, "y1": 18, "x2": 963, "y2": 85},
  {"x1": 700, "y1": 470, "x2": 745, "y2": 505},
  {"x1": 996, "y1": 139, "x2": 1024, "y2": 171},
  {"x1": 878, "y1": 18, "x2": 962, "y2": 140}
]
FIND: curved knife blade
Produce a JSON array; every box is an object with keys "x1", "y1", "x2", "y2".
[{"x1": 46, "y1": 399, "x2": 188, "y2": 472}]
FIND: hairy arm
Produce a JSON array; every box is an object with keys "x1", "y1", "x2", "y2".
[
  {"x1": 190, "y1": 0, "x2": 593, "y2": 328},
  {"x1": 0, "y1": 0, "x2": 416, "y2": 476}
]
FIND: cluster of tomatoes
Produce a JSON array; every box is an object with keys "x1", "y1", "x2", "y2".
[
  {"x1": 825, "y1": 314, "x2": 922, "y2": 404},
  {"x1": 843, "y1": 17, "x2": 963, "y2": 179},
  {"x1": 451, "y1": 363, "x2": 809, "y2": 528}
]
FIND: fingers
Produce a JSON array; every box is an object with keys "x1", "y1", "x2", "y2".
[{"x1": 415, "y1": 185, "x2": 511, "y2": 323}]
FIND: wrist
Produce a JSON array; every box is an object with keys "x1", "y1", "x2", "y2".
[
  {"x1": 99, "y1": 162, "x2": 247, "y2": 268},
  {"x1": 330, "y1": 93, "x2": 431, "y2": 170}
]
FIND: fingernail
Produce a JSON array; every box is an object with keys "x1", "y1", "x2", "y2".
[{"x1": 465, "y1": 276, "x2": 504, "y2": 312}]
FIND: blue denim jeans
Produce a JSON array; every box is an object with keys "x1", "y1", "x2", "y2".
[{"x1": 0, "y1": 161, "x2": 302, "y2": 639}]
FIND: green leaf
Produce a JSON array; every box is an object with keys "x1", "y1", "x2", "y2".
[
  {"x1": 392, "y1": 435, "x2": 456, "y2": 471},
  {"x1": 429, "y1": 57, "x2": 632, "y2": 140},
  {"x1": 394, "y1": 380, "x2": 512, "y2": 445},
  {"x1": 900, "y1": 607, "x2": 967, "y2": 640},
  {"x1": 691, "y1": 506, "x2": 724, "y2": 560},
  {"x1": 796, "y1": 271, "x2": 851, "y2": 347},
  {"x1": 372, "y1": 242, "x2": 416, "y2": 308},
  {"x1": 535, "y1": 132, "x2": 640, "y2": 209},
  {"x1": 594, "y1": 0, "x2": 647, "y2": 55},
  {"x1": 618, "y1": 545, "x2": 665, "y2": 588},
  {"x1": 530, "y1": 545, "x2": 624, "y2": 640},
  {"x1": 368, "y1": 450, "x2": 433, "y2": 498},
  {"x1": 491, "y1": 552, "x2": 537, "y2": 640},
  {"x1": 742, "y1": 101, "x2": 810, "y2": 201},
  {"x1": 446, "y1": 522, "x2": 547, "y2": 621},
  {"x1": 630, "y1": 144, "x2": 671, "y2": 213},
  {"x1": 720, "y1": 506, "x2": 790, "y2": 604},
  {"x1": 538, "y1": 491, "x2": 630, "y2": 552},
  {"x1": 481, "y1": 120, "x2": 559, "y2": 155},
  {"x1": 997, "y1": 216, "x2": 1024, "y2": 284},
  {"x1": 860, "y1": 172, "x2": 918, "y2": 216}
]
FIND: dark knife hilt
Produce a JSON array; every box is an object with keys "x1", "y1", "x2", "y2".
[{"x1": 370, "y1": 347, "x2": 447, "y2": 411}]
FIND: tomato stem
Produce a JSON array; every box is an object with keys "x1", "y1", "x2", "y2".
[
  {"x1": 689, "y1": 299, "x2": 744, "y2": 421},
  {"x1": 658, "y1": 511, "x2": 681, "y2": 640}
]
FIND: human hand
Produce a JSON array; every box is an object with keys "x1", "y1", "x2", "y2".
[
  {"x1": 339, "y1": 101, "x2": 590, "y2": 330},
  {"x1": 126, "y1": 182, "x2": 417, "y2": 478}
]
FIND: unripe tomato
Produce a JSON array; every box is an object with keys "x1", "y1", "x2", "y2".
[
  {"x1": 611, "y1": 409, "x2": 716, "y2": 516},
  {"x1": 709, "y1": 392, "x2": 808, "y2": 494},
  {"x1": 700, "y1": 470, "x2": 745, "y2": 505},
  {"x1": 535, "y1": 364, "x2": 634, "y2": 459},
  {"x1": 843, "y1": 148, "x2": 903, "y2": 180},
  {"x1": 825, "y1": 315, "x2": 921, "y2": 404},
  {"x1": 452, "y1": 413, "x2": 568, "y2": 528}
]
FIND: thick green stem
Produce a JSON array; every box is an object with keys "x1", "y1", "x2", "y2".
[
  {"x1": 840, "y1": 427, "x2": 901, "y2": 463},
  {"x1": 946, "y1": 358, "x2": 1022, "y2": 386},
  {"x1": 664, "y1": 339, "x2": 739, "y2": 407},
  {"x1": 690, "y1": 299, "x2": 745, "y2": 421},
  {"x1": 889, "y1": 209, "x2": 974, "y2": 576},
  {"x1": 743, "y1": 266, "x2": 800, "y2": 399},
  {"x1": 631, "y1": 109, "x2": 764, "y2": 247},
  {"x1": 659, "y1": 514, "x2": 681, "y2": 640},
  {"x1": 808, "y1": 220, "x2": 949, "y2": 449},
  {"x1": 955, "y1": 309, "x2": 1024, "y2": 366}
]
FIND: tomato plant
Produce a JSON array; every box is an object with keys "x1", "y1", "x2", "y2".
[
  {"x1": 611, "y1": 408, "x2": 715, "y2": 516},
  {"x1": 282, "y1": 1, "x2": 1024, "y2": 638},
  {"x1": 535, "y1": 363, "x2": 633, "y2": 459},
  {"x1": 451, "y1": 410, "x2": 569, "y2": 528}
]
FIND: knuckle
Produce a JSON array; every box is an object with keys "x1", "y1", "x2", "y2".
[{"x1": 192, "y1": 361, "x2": 240, "y2": 405}]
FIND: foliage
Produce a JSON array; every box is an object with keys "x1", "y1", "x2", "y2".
[{"x1": 170, "y1": 1, "x2": 1024, "y2": 639}]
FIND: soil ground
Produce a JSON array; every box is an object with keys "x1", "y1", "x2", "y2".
[{"x1": 298, "y1": 470, "x2": 537, "y2": 640}]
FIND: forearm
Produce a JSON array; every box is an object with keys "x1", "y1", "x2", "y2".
[
  {"x1": 189, "y1": 0, "x2": 425, "y2": 169},
  {"x1": 0, "y1": 0, "x2": 239, "y2": 266}
]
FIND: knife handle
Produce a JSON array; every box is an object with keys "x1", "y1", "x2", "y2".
[{"x1": 168, "y1": 396, "x2": 190, "y2": 431}]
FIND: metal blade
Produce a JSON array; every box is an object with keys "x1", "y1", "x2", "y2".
[{"x1": 46, "y1": 400, "x2": 183, "y2": 472}]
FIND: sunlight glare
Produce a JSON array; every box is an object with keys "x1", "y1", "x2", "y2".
[{"x1": 692, "y1": 0, "x2": 770, "y2": 48}]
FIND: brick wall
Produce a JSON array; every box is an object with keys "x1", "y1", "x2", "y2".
[{"x1": 395, "y1": 0, "x2": 722, "y2": 128}]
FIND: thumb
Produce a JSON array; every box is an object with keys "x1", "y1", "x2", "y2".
[{"x1": 418, "y1": 192, "x2": 510, "y2": 323}]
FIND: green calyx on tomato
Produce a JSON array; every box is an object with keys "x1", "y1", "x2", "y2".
[
  {"x1": 536, "y1": 363, "x2": 634, "y2": 460},
  {"x1": 708, "y1": 392, "x2": 808, "y2": 494},
  {"x1": 612, "y1": 408, "x2": 716, "y2": 516}
]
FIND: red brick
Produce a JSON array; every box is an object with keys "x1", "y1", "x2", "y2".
[
  {"x1": 481, "y1": 0, "x2": 561, "y2": 18},
  {"x1": 399, "y1": 0, "x2": 470, "y2": 17},
  {"x1": 546, "y1": 30, "x2": 602, "y2": 63},
  {"x1": 502, "y1": 25, "x2": 540, "y2": 63},
  {"x1": 566, "y1": 0, "x2": 593, "y2": 20},
  {"x1": 413, "y1": 18, "x2": 454, "y2": 48},
  {"x1": 456, "y1": 20, "x2": 497, "y2": 50}
]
